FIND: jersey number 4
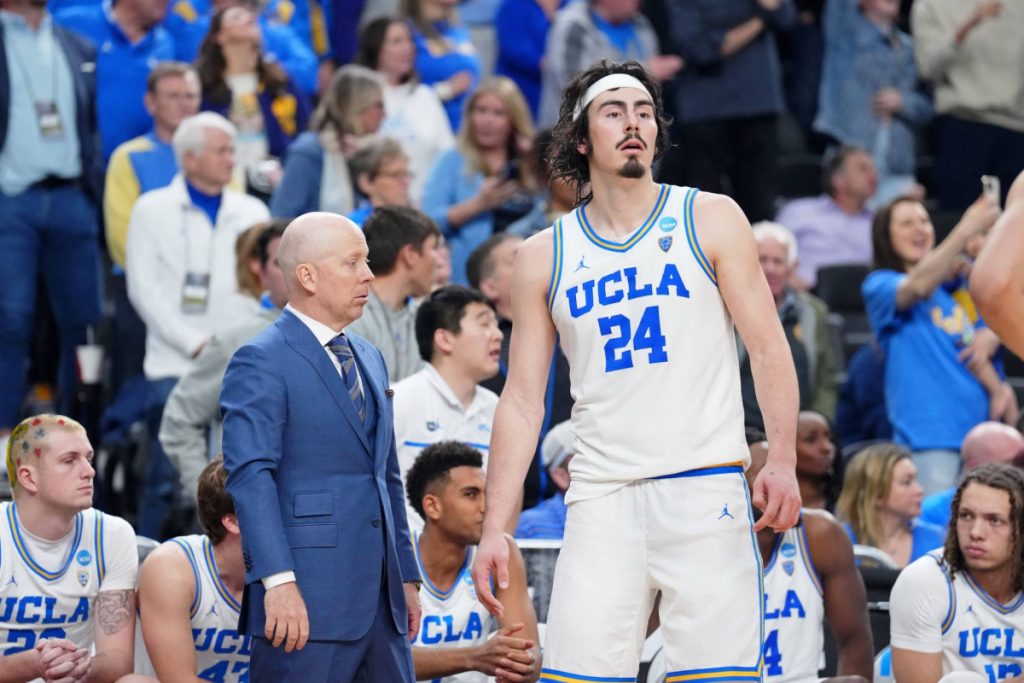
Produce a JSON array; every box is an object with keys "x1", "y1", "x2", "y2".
[
  {"x1": 598, "y1": 306, "x2": 668, "y2": 372},
  {"x1": 763, "y1": 629, "x2": 783, "y2": 676}
]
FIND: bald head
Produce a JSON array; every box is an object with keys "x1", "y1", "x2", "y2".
[
  {"x1": 278, "y1": 212, "x2": 374, "y2": 330},
  {"x1": 961, "y1": 422, "x2": 1024, "y2": 470}
]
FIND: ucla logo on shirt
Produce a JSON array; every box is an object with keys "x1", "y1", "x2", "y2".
[
  {"x1": 477, "y1": 423, "x2": 490, "y2": 433},
  {"x1": 76, "y1": 550, "x2": 91, "y2": 566},
  {"x1": 780, "y1": 543, "x2": 796, "y2": 559},
  {"x1": 659, "y1": 217, "x2": 677, "y2": 232},
  {"x1": 426, "y1": 420, "x2": 440, "y2": 432}
]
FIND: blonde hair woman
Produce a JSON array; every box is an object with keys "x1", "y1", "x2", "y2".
[
  {"x1": 421, "y1": 76, "x2": 536, "y2": 284},
  {"x1": 269, "y1": 65, "x2": 386, "y2": 218},
  {"x1": 836, "y1": 443, "x2": 944, "y2": 567}
]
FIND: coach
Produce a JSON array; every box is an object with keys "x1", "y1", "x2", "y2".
[{"x1": 220, "y1": 212, "x2": 421, "y2": 681}]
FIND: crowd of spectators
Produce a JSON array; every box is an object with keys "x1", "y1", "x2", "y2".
[{"x1": 1, "y1": 0, "x2": 1023, "y2": 675}]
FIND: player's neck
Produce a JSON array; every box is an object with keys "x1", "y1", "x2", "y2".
[
  {"x1": 966, "y1": 565, "x2": 1018, "y2": 605},
  {"x1": 13, "y1": 496, "x2": 79, "y2": 541},
  {"x1": 432, "y1": 360, "x2": 478, "y2": 410},
  {"x1": 211, "y1": 536, "x2": 245, "y2": 598},
  {"x1": 583, "y1": 175, "x2": 661, "y2": 239},
  {"x1": 418, "y1": 526, "x2": 470, "y2": 590}
]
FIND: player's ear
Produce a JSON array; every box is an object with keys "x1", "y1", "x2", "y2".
[
  {"x1": 15, "y1": 460, "x2": 40, "y2": 494},
  {"x1": 221, "y1": 514, "x2": 241, "y2": 536},
  {"x1": 422, "y1": 493, "x2": 442, "y2": 522}
]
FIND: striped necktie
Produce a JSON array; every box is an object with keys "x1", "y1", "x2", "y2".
[{"x1": 327, "y1": 333, "x2": 366, "y2": 422}]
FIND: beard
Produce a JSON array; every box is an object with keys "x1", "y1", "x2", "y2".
[{"x1": 617, "y1": 156, "x2": 646, "y2": 179}]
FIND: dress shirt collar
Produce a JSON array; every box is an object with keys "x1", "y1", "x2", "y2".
[
  {"x1": 0, "y1": 9, "x2": 52, "y2": 33},
  {"x1": 421, "y1": 363, "x2": 486, "y2": 414},
  {"x1": 285, "y1": 304, "x2": 346, "y2": 348}
]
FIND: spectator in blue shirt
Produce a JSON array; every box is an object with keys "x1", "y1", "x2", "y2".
[
  {"x1": 55, "y1": 0, "x2": 176, "y2": 160},
  {"x1": 400, "y1": 0, "x2": 480, "y2": 131},
  {"x1": 834, "y1": 341, "x2": 893, "y2": 449},
  {"x1": 0, "y1": 0, "x2": 104, "y2": 435},
  {"x1": 196, "y1": 5, "x2": 310, "y2": 196},
  {"x1": 421, "y1": 76, "x2": 535, "y2": 285},
  {"x1": 494, "y1": 0, "x2": 566, "y2": 119},
  {"x1": 515, "y1": 421, "x2": 572, "y2": 540},
  {"x1": 862, "y1": 195, "x2": 1014, "y2": 495},
  {"x1": 836, "y1": 443, "x2": 945, "y2": 568}
]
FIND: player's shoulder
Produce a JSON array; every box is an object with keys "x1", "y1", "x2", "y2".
[
  {"x1": 689, "y1": 190, "x2": 754, "y2": 249},
  {"x1": 894, "y1": 551, "x2": 951, "y2": 593},
  {"x1": 88, "y1": 508, "x2": 136, "y2": 544},
  {"x1": 141, "y1": 536, "x2": 201, "y2": 579},
  {"x1": 690, "y1": 189, "x2": 746, "y2": 220},
  {"x1": 801, "y1": 508, "x2": 847, "y2": 538}
]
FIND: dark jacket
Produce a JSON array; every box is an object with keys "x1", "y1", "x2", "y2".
[{"x1": 0, "y1": 20, "x2": 103, "y2": 201}]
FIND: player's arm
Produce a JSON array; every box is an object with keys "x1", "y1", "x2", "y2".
[
  {"x1": 698, "y1": 194, "x2": 800, "y2": 530},
  {"x1": 493, "y1": 536, "x2": 541, "y2": 682},
  {"x1": 971, "y1": 171, "x2": 1024, "y2": 359},
  {"x1": 137, "y1": 544, "x2": 205, "y2": 683},
  {"x1": 473, "y1": 230, "x2": 556, "y2": 615},
  {"x1": 804, "y1": 511, "x2": 874, "y2": 679},
  {"x1": 890, "y1": 649, "x2": 942, "y2": 683},
  {"x1": 888, "y1": 556, "x2": 948, "y2": 683},
  {"x1": 88, "y1": 588, "x2": 136, "y2": 681},
  {"x1": 0, "y1": 648, "x2": 52, "y2": 683}
]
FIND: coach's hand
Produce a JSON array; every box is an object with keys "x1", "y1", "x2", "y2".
[
  {"x1": 751, "y1": 457, "x2": 801, "y2": 532},
  {"x1": 404, "y1": 582, "x2": 422, "y2": 642},
  {"x1": 265, "y1": 582, "x2": 309, "y2": 652},
  {"x1": 472, "y1": 527, "x2": 510, "y2": 618}
]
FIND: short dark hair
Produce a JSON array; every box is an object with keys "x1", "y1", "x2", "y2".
[
  {"x1": 146, "y1": 61, "x2": 197, "y2": 93},
  {"x1": 944, "y1": 463, "x2": 1024, "y2": 594},
  {"x1": 466, "y1": 233, "x2": 522, "y2": 291},
  {"x1": 405, "y1": 441, "x2": 483, "y2": 520},
  {"x1": 548, "y1": 60, "x2": 672, "y2": 205},
  {"x1": 871, "y1": 196, "x2": 926, "y2": 272},
  {"x1": 257, "y1": 220, "x2": 288, "y2": 267},
  {"x1": 363, "y1": 206, "x2": 441, "y2": 275},
  {"x1": 822, "y1": 145, "x2": 868, "y2": 196},
  {"x1": 415, "y1": 285, "x2": 494, "y2": 362},
  {"x1": 197, "y1": 457, "x2": 235, "y2": 545}
]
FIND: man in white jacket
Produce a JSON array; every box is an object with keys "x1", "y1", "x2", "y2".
[{"x1": 125, "y1": 112, "x2": 270, "y2": 539}]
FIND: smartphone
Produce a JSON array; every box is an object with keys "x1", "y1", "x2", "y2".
[
  {"x1": 502, "y1": 160, "x2": 520, "y2": 183},
  {"x1": 982, "y1": 175, "x2": 1001, "y2": 208}
]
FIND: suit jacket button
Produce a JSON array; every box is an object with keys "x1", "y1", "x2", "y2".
[{"x1": 372, "y1": 519, "x2": 382, "y2": 528}]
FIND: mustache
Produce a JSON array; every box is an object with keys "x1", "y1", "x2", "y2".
[{"x1": 617, "y1": 133, "x2": 646, "y2": 149}]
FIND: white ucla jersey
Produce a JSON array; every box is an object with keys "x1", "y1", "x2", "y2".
[
  {"x1": 762, "y1": 519, "x2": 826, "y2": 683},
  {"x1": 891, "y1": 552, "x2": 1024, "y2": 682},
  {"x1": 0, "y1": 502, "x2": 137, "y2": 670},
  {"x1": 548, "y1": 184, "x2": 748, "y2": 502},
  {"x1": 412, "y1": 532, "x2": 496, "y2": 683},
  {"x1": 170, "y1": 535, "x2": 251, "y2": 682}
]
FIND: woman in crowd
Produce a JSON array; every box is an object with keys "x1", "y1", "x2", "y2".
[
  {"x1": 269, "y1": 65, "x2": 385, "y2": 217},
  {"x1": 862, "y1": 194, "x2": 1014, "y2": 495},
  {"x1": 795, "y1": 410, "x2": 842, "y2": 511},
  {"x1": 347, "y1": 137, "x2": 413, "y2": 226},
  {"x1": 197, "y1": 6, "x2": 311, "y2": 197},
  {"x1": 421, "y1": 76, "x2": 535, "y2": 285},
  {"x1": 356, "y1": 16, "x2": 455, "y2": 206},
  {"x1": 836, "y1": 443, "x2": 944, "y2": 568},
  {"x1": 400, "y1": 0, "x2": 481, "y2": 131}
]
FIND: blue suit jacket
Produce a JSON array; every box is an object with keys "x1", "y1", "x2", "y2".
[{"x1": 220, "y1": 309, "x2": 419, "y2": 642}]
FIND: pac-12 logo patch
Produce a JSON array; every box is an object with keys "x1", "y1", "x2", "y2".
[
  {"x1": 658, "y1": 236, "x2": 673, "y2": 252},
  {"x1": 77, "y1": 570, "x2": 89, "y2": 586},
  {"x1": 783, "y1": 561, "x2": 794, "y2": 576},
  {"x1": 659, "y1": 217, "x2": 677, "y2": 232},
  {"x1": 780, "y1": 543, "x2": 796, "y2": 559},
  {"x1": 76, "y1": 550, "x2": 92, "y2": 566}
]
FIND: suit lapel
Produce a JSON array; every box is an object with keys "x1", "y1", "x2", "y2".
[
  {"x1": 350, "y1": 335, "x2": 389, "y2": 464},
  {"x1": 277, "y1": 311, "x2": 371, "y2": 453}
]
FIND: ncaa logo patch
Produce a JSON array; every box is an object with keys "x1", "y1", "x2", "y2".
[
  {"x1": 658, "y1": 236, "x2": 673, "y2": 252},
  {"x1": 659, "y1": 217, "x2": 677, "y2": 232},
  {"x1": 780, "y1": 542, "x2": 796, "y2": 559},
  {"x1": 76, "y1": 550, "x2": 91, "y2": 566}
]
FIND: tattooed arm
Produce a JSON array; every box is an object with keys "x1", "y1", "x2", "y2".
[{"x1": 88, "y1": 589, "x2": 135, "y2": 682}]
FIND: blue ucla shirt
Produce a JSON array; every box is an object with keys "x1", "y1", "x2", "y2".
[{"x1": 863, "y1": 270, "x2": 988, "y2": 450}]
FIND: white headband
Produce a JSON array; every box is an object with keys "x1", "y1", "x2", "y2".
[{"x1": 572, "y1": 74, "x2": 653, "y2": 121}]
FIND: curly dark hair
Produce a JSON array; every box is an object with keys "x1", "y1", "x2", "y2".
[
  {"x1": 944, "y1": 463, "x2": 1024, "y2": 594},
  {"x1": 405, "y1": 441, "x2": 483, "y2": 521},
  {"x1": 195, "y1": 7, "x2": 290, "y2": 108},
  {"x1": 548, "y1": 60, "x2": 672, "y2": 205}
]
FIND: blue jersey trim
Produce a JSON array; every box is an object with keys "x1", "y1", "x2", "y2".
[
  {"x1": 405, "y1": 441, "x2": 490, "y2": 452},
  {"x1": 576, "y1": 184, "x2": 669, "y2": 253},
  {"x1": 7, "y1": 503, "x2": 83, "y2": 581},
  {"x1": 171, "y1": 538, "x2": 202, "y2": 619},
  {"x1": 961, "y1": 568, "x2": 1024, "y2": 614},
  {"x1": 414, "y1": 531, "x2": 471, "y2": 601},
  {"x1": 203, "y1": 536, "x2": 242, "y2": 613},
  {"x1": 547, "y1": 219, "x2": 564, "y2": 311},
  {"x1": 796, "y1": 516, "x2": 823, "y2": 597},
  {"x1": 929, "y1": 554, "x2": 956, "y2": 635},
  {"x1": 651, "y1": 464, "x2": 743, "y2": 480},
  {"x1": 683, "y1": 187, "x2": 716, "y2": 287},
  {"x1": 94, "y1": 511, "x2": 106, "y2": 584},
  {"x1": 741, "y1": 472, "x2": 765, "y2": 677},
  {"x1": 539, "y1": 669, "x2": 635, "y2": 682},
  {"x1": 762, "y1": 533, "x2": 782, "y2": 575}
]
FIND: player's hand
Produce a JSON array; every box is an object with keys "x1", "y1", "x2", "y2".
[
  {"x1": 751, "y1": 456, "x2": 801, "y2": 532},
  {"x1": 473, "y1": 623, "x2": 538, "y2": 682},
  {"x1": 264, "y1": 581, "x2": 309, "y2": 652},
  {"x1": 471, "y1": 527, "x2": 510, "y2": 618},
  {"x1": 38, "y1": 642, "x2": 90, "y2": 683},
  {"x1": 404, "y1": 582, "x2": 422, "y2": 642}
]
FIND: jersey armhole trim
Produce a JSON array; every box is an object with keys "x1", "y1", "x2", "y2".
[
  {"x1": 94, "y1": 511, "x2": 106, "y2": 584},
  {"x1": 547, "y1": 218, "x2": 564, "y2": 312},
  {"x1": 935, "y1": 556, "x2": 956, "y2": 635},
  {"x1": 683, "y1": 187, "x2": 717, "y2": 287},
  {"x1": 796, "y1": 517, "x2": 823, "y2": 597},
  {"x1": 171, "y1": 538, "x2": 202, "y2": 619},
  {"x1": 203, "y1": 536, "x2": 242, "y2": 613}
]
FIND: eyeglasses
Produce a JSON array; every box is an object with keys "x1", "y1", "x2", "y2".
[
  {"x1": 377, "y1": 171, "x2": 413, "y2": 182},
  {"x1": 157, "y1": 92, "x2": 201, "y2": 102}
]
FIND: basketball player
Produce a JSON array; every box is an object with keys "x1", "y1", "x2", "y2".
[
  {"x1": 471, "y1": 59, "x2": 801, "y2": 682},
  {"x1": 406, "y1": 441, "x2": 540, "y2": 682},
  {"x1": 889, "y1": 463, "x2": 1024, "y2": 683},
  {"x1": 0, "y1": 414, "x2": 137, "y2": 682},
  {"x1": 129, "y1": 457, "x2": 249, "y2": 682}
]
